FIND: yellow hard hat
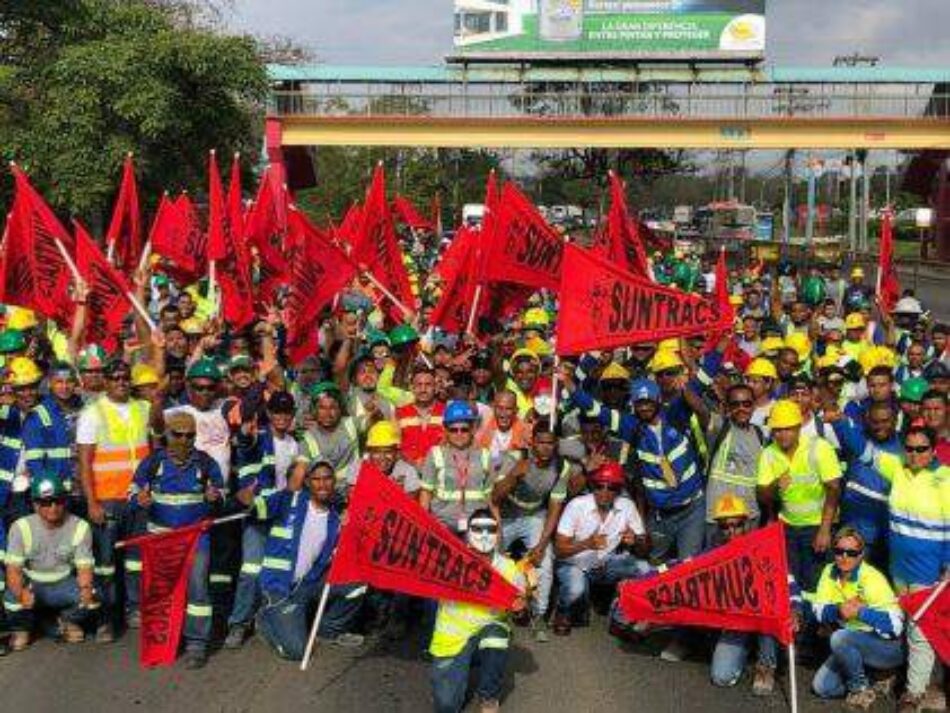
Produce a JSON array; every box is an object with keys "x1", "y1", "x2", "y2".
[
  {"x1": 366, "y1": 421, "x2": 400, "y2": 449},
  {"x1": 6, "y1": 308, "x2": 38, "y2": 332},
  {"x1": 180, "y1": 317, "x2": 205, "y2": 335},
  {"x1": 859, "y1": 345, "x2": 897, "y2": 375},
  {"x1": 7, "y1": 357, "x2": 43, "y2": 387},
  {"x1": 650, "y1": 349, "x2": 684, "y2": 373},
  {"x1": 712, "y1": 494, "x2": 750, "y2": 521},
  {"x1": 600, "y1": 362, "x2": 631, "y2": 382},
  {"x1": 760, "y1": 337, "x2": 785, "y2": 355},
  {"x1": 729, "y1": 294, "x2": 745, "y2": 307},
  {"x1": 746, "y1": 357, "x2": 778, "y2": 380},
  {"x1": 784, "y1": 332, "x2": 812, "y2": 361},
  {"x1": 131, "y1": 363, "x2": 159, "y2": 388},
  {"x1": 851, "y1": 267, "x2": 865, "y2": 279},
  {"x1": 844, "y1": 313, "x2": 866, "y2": 330},
  {"x1": 768, "y1": 399, "x2": 803, "y2": 430},
  {"x1": 815, "y1": 349, "x2": 843, "y2": 371},
  {"x1": 524, "y1": 335, "x2": 552, "y2": 357},
  {"x1": 657, "y1": 338, "x2": 680, "y2": 353},
  {"x1": 522, "y1": 308, "x2": 550, "y2": 329},
  {"x1": 510, "y1": 348, "x2": 541, "y2": 365}
]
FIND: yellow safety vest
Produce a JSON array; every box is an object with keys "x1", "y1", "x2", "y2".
[
  {"x1": 756, "y1": 436, "x2": 841, "y2": 527},
  {"x1": 90, "y1": 397, "x2": 150, "y2": 501},
  {"x1": 812, "y1": 562, "x2": 903, "y2": 636}
]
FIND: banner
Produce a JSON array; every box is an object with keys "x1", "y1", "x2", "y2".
[
  {"x1": 619, "y1": 522, "x2": 794, "y2": 646},
  {"x1": 431, "y1": 227, "x2": 480, "y2": 333},
  {"x1": 482, "y1": 181, "x2": 564, "y2": 292},
  {"x1": 876, "y1": 210, "x2": 901, "y2": 312},
  {"x1": 244, "y1": 163, "x2": 290, "y2": 306},
  {"x1": 900, "y1": 583, "x2": 950, "y2": 665},
  {"x1": 328, "y1": 462, "x2": 521, "y2": 611},
  {"x1": 592, "y1": 171, "x2": 650, "y2": 277},
  {"x1": 150, "y1": 193, "x2": 207, "y2": 285},
  {"x1": 105, "y1": 154, "x2": 143, "y2": 275},
  {"x1": 556, "y1": 243, "x2": 734, "y2": 355},
  {"x1": 392, "y1": 194, "x2": 434, "y2": 232},
  {"x1": 124, "y1": 521, "x2": 208, "y2": 668},
  {"x1": 74, "y1": 221, "x2": 133, "y2": 350},
  {"x1": 284, "y1": 207, "x2": 359, "y2": 363}
]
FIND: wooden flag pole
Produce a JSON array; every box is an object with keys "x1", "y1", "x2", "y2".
[
  {"x1": 360, "y1": 269, "x2": 413, "y2": 320},
  {"x1": 465, "y1": 284, "x2": 483, "y2": 336},
  {"x1": 300, "y1": 583, "x2": 331, "y2": 672}
]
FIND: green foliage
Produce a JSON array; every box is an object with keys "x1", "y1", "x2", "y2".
[{"x1": 0, "y1": 0, "x2": 267, "y2": 222}]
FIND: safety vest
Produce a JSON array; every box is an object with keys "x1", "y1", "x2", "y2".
[
  {"x1": 708, "y1": 423, "x2": 765, "y2": 491},
  {"x1": 300, "y1": 418, "x2": 358, "y2": 482},
  {"x1": 812, "y1": 562, "x2": 903, "y2": 638},
  {"x1": 757, "y1": 436, "x2": 840, "y2": 527},
  {"x1": 430, "y1": 445, "x2": 492, "y2": 504},
  {"x1": 430, "y1": 555, "x2": 520, "y2": 658},
  {"x1": 90, "y1": 397, "x2": 150, "y2": 501},
  {"x1": 395, "y1": 402, "x2": 445, "y2": 464},
  {"x1": 7, "y1": 515, "x2": 93, "y2": 585}
]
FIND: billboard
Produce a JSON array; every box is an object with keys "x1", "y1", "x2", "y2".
[{"x1": 452, "y1": 1, "x2": 766, "y2": 60}]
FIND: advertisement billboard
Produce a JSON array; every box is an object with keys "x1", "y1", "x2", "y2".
[{"x1": 452, "y1": 1, "x2": 766, "y2": 60}]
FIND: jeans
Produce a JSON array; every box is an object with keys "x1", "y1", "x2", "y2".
[
  {"x1": 228, "y1": 520, "x2": 268, "y2": 626},
  {"x1": 648, "y1": 496, "x2": 706, "y2": 562},
  {"x1": 501, "y1": 514, "x2": 552, "y2": 617},
  {"x1": 256, "y1": 577, "x2": 364, "y2": 661},
  {"x1": 784, "y1": 525, "x2": 825, "y2": 592},
  {"x1": 91, "y1": 500, "x2": 140, "y2": 620},
  {"x1": 556, "y1": 553, "x2": 652, "y2": 613},
  {"x1": 711, "y1": 631, "x2": 778, "y2": 686},
  {"x1": 431, "y1": 623, "x2": 509, "y2": 713},
  {"x1": 812, "y1": 629, "x2": 904, "y2": 698},
  {"x1": 183, "y1": 546, "x2": 212, "y2": 653},
  {"x1": 3, "y1": 578, "x2": 100, "y2": 633}
]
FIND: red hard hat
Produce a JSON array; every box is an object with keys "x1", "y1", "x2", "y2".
[{"x1": 590, "y1": 461, "x2": 625, "y2": 487}]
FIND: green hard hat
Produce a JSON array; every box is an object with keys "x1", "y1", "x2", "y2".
[
  {"x1": 186, "y1": 357, "x2": 223, "y2": 381},
  {"x1": 0, "y1": 329, "x2": 26, "y2": 355},
  {"x1": 366, "y1": 327, "x2": 391, "y2": 348},
  {"x1": 31, "y1": 471, "x2": 69, "y2": 499},
  {"x1": 899, "y1": 377, "x2": 929, "y2": 403},
  {"x1": 672, "y1": 262, "x2": 694, "y2": 291},
  {"x1": 309, "y1": 380, "x2": 342, "y2": 402},
  {"x1": 388, "y1": 324, "x2": 419, "y2": 348},
  {"x1": 801, "y1": 276, "x2": 827, "y2": 306}
]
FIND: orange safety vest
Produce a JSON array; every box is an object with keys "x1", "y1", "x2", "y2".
[{"x1": 91, "y1": 397, "x2": 150, "y2": 501}]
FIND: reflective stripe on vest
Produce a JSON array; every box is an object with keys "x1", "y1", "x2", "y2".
[
  {"x1": 91, "y1": 398, "x2": 149, "y2": 501},
  {"x1": 431, "y1": 446, "x2": 491, "y2": 502},
  {"x1": 708, "y1": 431, "x2": 757, "y2": 490}
]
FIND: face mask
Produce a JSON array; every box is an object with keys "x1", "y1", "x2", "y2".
[{"x1": 467, "y1": 519, "x2": 498, "y2": 554}]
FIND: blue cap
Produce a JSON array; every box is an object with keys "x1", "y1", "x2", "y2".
[{"x1": 629, "y1": 378, "x2": 661, "y2": 403}]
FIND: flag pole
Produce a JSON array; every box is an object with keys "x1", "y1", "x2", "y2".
[
  {"x1": 550, "y1": 356, "x2": 560, "y2": 429},
  {"x1": 53, "y1": 238, "x2": 83, "y2": 286},
  {"x1": 137, "y1": 240, "x2": 152, "y2": 275},
  {"x1": 114, "y1": 511, "x2": 248, "y2": 549},
  {"x1": 125, "y1": 290, "x2": 158, "y2": 333},
  {"x1": 300, "y1": 582, "x2": 331, "y2": 672},
  {"x1": 911, "y1": 578, "x2": 949, "y2": 623},
  {"x1": 208, "y1": 259, "x2": 218, "y2": 315},
  {"x1": 788, "y1": 642, "x2": 799, "y2": 713},
  {"x1": 465, "y1": 284, "x2": 483, "y2": 336},
  {"x1": 360, "y1": 270, "x2": 413, "y2": 320}
]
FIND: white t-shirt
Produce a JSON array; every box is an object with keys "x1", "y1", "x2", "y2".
[
  {"x1": 556, "y1": 493, "x2": 645, "y2": 571},
  {"x1": 272, "y1": 433, "x2": 300, "y2": 491},
  {"x1": 293, "y1": 502, "x2": 329, "y2": 583},
  {"x1": 165, "y1": 405, "x2": 231, "y2": 484},
  {"x1": 76, "y1": 401, "x2": 134, "y2": 445}
]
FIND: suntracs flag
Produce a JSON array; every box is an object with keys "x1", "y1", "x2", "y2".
[
  {"x1": 74, "y1": 220, "x2": 133, "y2": 349},
  {"x1": 105, "y1": 154, "x2": 142, "y2": 274},
  {"x1": 900, "y1": 583, "x2": 950, "y2": 665},
  {"x1": 556, "y1": 244, "x2": 734, "y2": 356},
  {"x1": 328, "y1": 462, "x2": 521, "y2": 611}
]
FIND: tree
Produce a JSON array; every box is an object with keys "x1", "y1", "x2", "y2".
[{"x1": 0, "y1": 0, "x2": 267, "y2": 224}]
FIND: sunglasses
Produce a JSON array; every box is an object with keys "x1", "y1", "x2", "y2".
[
  {"x1": 728, "y1": 399, "x2": 753, "y2": 408},
  {"x1": 833, "y1": 547, "x2": 863, "y2": 559},
  {"x1": 593, "y1": 483, "x2": 623, "y2": 493},
  {"x1": 904, "y1": 444, "x2": 932, "y2": 454},
  {"x1": 447, "y1": 426, "x2": 471, "y2": 434},
  {"x1": 108, "y1": 373, "x2": 131, "y2": 382},
  {"x1": 169, "y1": 430, "x2": 197, "y2": 441},
  {"x1": 468, "y1": 524, "x2": 498, "y2": 535},
  {"x1": 36, "y1": 496, "x2": 66, "y2": 508},
  {"x1": 190, "y1": 383, "x2": 217, "y2": 392}
]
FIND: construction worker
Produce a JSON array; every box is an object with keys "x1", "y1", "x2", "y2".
[
  {"x1": 552, "y1": 462, "x2": 649, "y2": 637},
  {"x1": 345, "y1": 351, "x2": 393, "y2": 436},
  {"x1": 0, "y1": 357, "x2": 46, "y2": 522},
  {"x1": 505, "y1": 349, "x2": 545, "y2": 419},
  {"x1": 76, "y1": 358, "x2": 152, "y2": 637},
  {"x1": 4, "y1": 471, "x2": 98, "y2": 651},
  {"x1": 130, "y1": 411, "x2": 223, "y2": 668},
  {"x1": 419, "y1": 400, "x2": 494, "y2": 536},
  {"x1": 745, "y1": 358, "x2": 778, "y2": 429},
  {"x1": 299, "y1": 381, "x2": 359, "y2": 491},
  {"x1": 225, "y1": 390, "x2": 300, "y2": 649},
  {"x1": 22, "y1": 361, "x2": 82, "y2": 491},
  {"x1": 76, "y1": 344, "x2": 107, "y2": 399},
  {"x1": 810, "y1": 527, "x2": 904, "y2": 710},
  {"x1": 430, "y1": 508, "x2": 526, "y2": 713},
  {"x1": 250, "y1": 460, "x2": 365, "y2": 660},
  {"x1": 346, "y1": 420, "x2": 420, "y2": 496},
  {"x1": 475, "y1": 390, "x2": 530, "y2": 470},
  {"x1": 596, "y1": 362, "x2": 632, "y2": 412},
  {"x1": 491, "y1": 419, "x2": 576, "y2": 641},
  {"x1": 756, "y1": 399, "x2": 842, "y2": 590},
  {"x1": 395, "y1": 365, "x2": 446, "y2": 467}
]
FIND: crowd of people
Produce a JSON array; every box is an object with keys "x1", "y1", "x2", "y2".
[{"x1": 0, "y1": 244, "x2": 947, "y2": 713}]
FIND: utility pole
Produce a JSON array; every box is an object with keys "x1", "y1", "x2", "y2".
[
  {"x1": 859, "y1": 149, "x2": 870, "y2": 251},
  {"x1": 782, "y1": 149, "x2": 795, "y2": 249},
  {"x1": 848, "y1": 150, "x2": 859, "y2": 253}
]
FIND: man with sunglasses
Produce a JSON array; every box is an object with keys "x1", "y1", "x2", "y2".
[
  {"x1": 4, "y1": 472, "x2": 99, "y2": 652},
  {"x1": 552, "y1": 462, "x2": 648, "y2": 636},
  {"x1": 129, "y1": 410, "x2": 223, "y2": 668},
  {"x1": 76, "y1": 358, "x2": 152, "y2": 640}
]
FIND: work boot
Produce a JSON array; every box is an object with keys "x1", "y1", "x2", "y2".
[
  {"x1": 844, "y1": 687, "x2": 876, "y2": 711},
  {"x1": 9, "y1": 631, "x2": 30, "y2": 652},
  {"x1": 751, "y1": 664, "x2": 776, "y2": 697},
  {"x1": 95, "y1": 622, "x2": 115, "y2": 644},
  {"x1": 183, "y1": 649, "x2": 208, "y2": 670},
  {"x1": 60, "y1": 619, "x2": 85, "y2": 644},
  {"x1": 552, "y1": 612, "x2": 571, "y2": 637},
  {"x1": 921, "y1": 685, "x2": 946, "y2": 712},
  {"x1": 898, "y1": 692, "x2": 923, "y2": 713},
  {"x1": 320, "y1": 632, "x2": 365, "y2": 649},
  {"x1": 224, "y1": 624, "x2": 247, "y2": 649},
  {"x1": 531, "y1": 618, "x2": 549, "y2": 644},
  {"x1": 659, "y1": 638, "x2": 690, "y2": 663}
]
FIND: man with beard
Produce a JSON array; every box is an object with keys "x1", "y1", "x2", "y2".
[
  {"x1": 299, "y1": 382, "x2": 360, "y2": 491},
  {"x1": 395, "y1": 366, "x2": 446, "y2": 468}
]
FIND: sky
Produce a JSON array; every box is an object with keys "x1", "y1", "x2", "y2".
[{"x1": 229, "y1": 0, "x2": 950, "y2": 67}]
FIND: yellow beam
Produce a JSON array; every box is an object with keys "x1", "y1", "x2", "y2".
[{"x1": 278, "y1": 116, "x2": 950, "y2": 150}]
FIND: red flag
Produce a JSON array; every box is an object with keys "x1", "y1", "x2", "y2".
[
  {"x1": 74, "y1": 221, "x2": 133, "y2": 350},
  {"x1": 556, "y1": 244, "x2": 734, "y2": 356},
  {"x1": 351, "y1": 165, "x2": 415, "y2": 322},
  {"x1": 619, "y1": 522, "x2": 794, "y2": 645},
  {"x1": 1, "y1": 166, "x2": 75, "y2": 326},
  {"x1": 150, "y1": 193, "x2": 207, "y2": 285},
  {"x1": 481, "y1": 182, "x2": 563, "y2": 292},
  {"x1": 602, "y1": 172, "x2": 650, "y2": 277},
  {"x1": 105, "y1": 154, "x2": 142, "y2": 274},
  {"x1": 208, "y1": 152, "x2": 255, "y2": 329},
  {"x1": 284, "y1": 207, "x2": 358, "y2": 363},
  {"x1": 244, "y1": 164, "x2": 290, "y2": 305},
  {"x1": 431, "y1": 228, "x2": 480, "y2": 333},
  {"x1": 123, "y1": 521, "x2": 209, "y2": 668},
  {"x1": 328, "y1": 462, "x2": 521, "y2": 610},
  {"x1": 392, "y1": 194, "x2": 434, "y2": 232},
  {"x1": 877, "y1": 209, "x2": 901, "y2": 312},
  {"x1": 900, "y1": 583, "x2": 950, "y2": 665},
  {"x1": 335, "y1": 202, "x2": 363, "y2": 251}
]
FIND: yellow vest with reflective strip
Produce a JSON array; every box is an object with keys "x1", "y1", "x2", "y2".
[
  {"x1": 430, "y1": 555, "x2": 520, "y2": 658},
  {"x1": 431, "y1": 446, "x2": 492, "y2": 503},
  {"x1": 91, "y1": 398, "x2": 150, "y2": 501}
]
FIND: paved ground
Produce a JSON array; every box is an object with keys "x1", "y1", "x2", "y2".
[{"x1": 0, "y1": 613, "x2": 855, "y2": 713}]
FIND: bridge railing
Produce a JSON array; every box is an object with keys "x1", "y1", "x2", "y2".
[{"x1": 270, "y1": 86, "x2": 950, "y2": 121}]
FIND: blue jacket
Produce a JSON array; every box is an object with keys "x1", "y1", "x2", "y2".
[
  {"x1": 253, "y1": 489, "x2": 341, "y2": 600},
  {"x1": 22, "y1": 397, "x2": 74, "y2": 484},
  {"x1": 0, "y1": 405, "x2": 25, "y2": 508},
  {"x1": 235, "y1": 428, "x2": 279, "y2": 494}
]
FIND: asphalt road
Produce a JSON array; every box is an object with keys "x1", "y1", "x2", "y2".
[{"x1": 0, "y1": 613, "x2": 855, "y2": 713}]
